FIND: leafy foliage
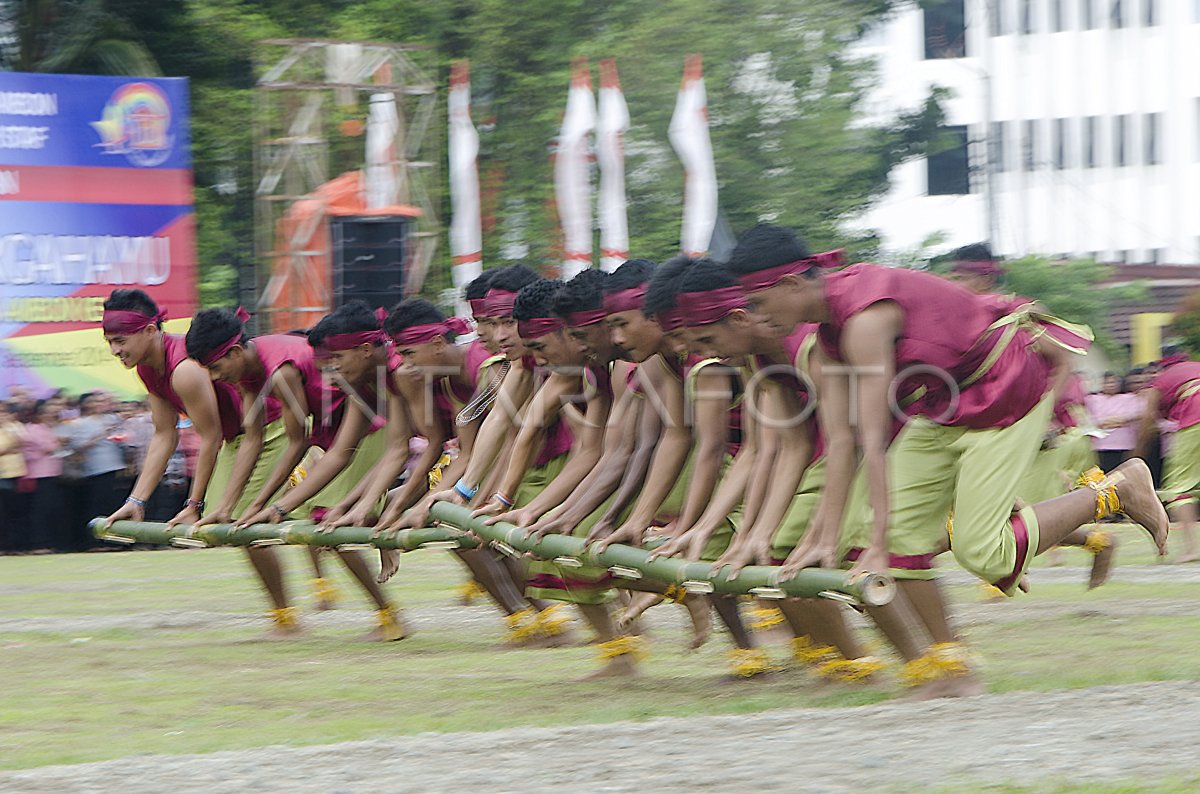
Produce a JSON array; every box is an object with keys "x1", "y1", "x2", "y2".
[{"x1": 2, "y1": 0, "x2": 942, "y2": 304}]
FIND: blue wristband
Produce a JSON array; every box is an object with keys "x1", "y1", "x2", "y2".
[{"x1": 453, "y1": 478, "x2": 478, "y2": 500}]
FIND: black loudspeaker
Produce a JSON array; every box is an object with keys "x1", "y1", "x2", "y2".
[{"x1": 331, "y1": 216, "x2": 410, "y2": 310}]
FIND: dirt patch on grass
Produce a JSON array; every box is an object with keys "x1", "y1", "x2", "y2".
[{"x1": 0, "y1": 680, "x2": 1195, "y2": 793}]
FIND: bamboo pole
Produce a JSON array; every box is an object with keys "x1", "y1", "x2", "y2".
[
  {"x1": 90, "y1": 518, "x2": 475, "y2": 552},
  {"x1": 429, "y1": 503, "x2": 895, "y2": 607}
]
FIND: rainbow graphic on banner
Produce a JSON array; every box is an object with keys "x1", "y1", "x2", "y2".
[{"x1": 0, "y1": 72, "x2": 195, "y2": 399}]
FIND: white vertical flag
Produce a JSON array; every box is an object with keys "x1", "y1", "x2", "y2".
[
  {"x1": 669, "y1": 53, "x2": 718, "y2": 257},
  {"x1": 596, "y1": 58, "x2": 630, "y2": 272},
  {"x1": 555, "y1": 57, "x2": 596, "y2": 280},
  {"x1": 448, "y1": 60, "x2": 482, "y2": 315},
  {"x1": 365, "y1": 92, "x2": 399, "y2": 210}
]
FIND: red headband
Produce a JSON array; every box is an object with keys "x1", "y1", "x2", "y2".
[
  {"x1": 469, "y1": 298, "x2": 489, "y2": 318},
  {"x1": 602, "y1": 286, "x2": 647, "y2": 314},
  {"x1": 197, "y1": 306, "x2": 251, "y2": 366},
  {"x1": 676, "y1": 287, "x2": 748, "y2": 327},
  {"x1": 482, "y1": 289, "x2": 519, "y2": 318},
  {"x1": 655, "y1": 307, "x2": 687, "y2": 332},
  {"x1": 564, "y1": 309, "x2": 606, "y2": 328},
  {"x1": 321, "y1": 330, "x2": 387, "y2": 351},
  {"x1": 517, "y1": 317, "x2": 567, "y2": 340},
  {"x1": 102, "y1": 308, "x2": 167, "y2": 335},
  {"x1": 390, "y1": 317, "x2": 471, "y2": 346},
  {"x1": 736, "y1": 249, "x2": 845, "y2": 293},
  {"x1": 952, "y1": 259, "x2": 1003, "y2": 278}
]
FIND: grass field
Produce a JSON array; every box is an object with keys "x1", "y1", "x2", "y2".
[{"x1": 1, "y1": 523, "x2": 1198, "y2": 778}]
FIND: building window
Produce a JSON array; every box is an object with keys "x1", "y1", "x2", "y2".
[
  {"x1": 1022, "y1": 119, "x2": 1037, "y2": 170},
  {"x1": 1115, "y1": 114, "x2": 1129, "y2": 166},
  {"x1": 1053, "y1": 118, "x2": 1069, "y2": 169},
  {"x1": 1084, "y1": 116, "x2": 1098, "y2": 167},
  {"x1": 1145, "y1": 113, "x2": 1161, "y2": 165},
  {"x1": 1082, "y1": 0, "x2": 1095, "y2": 28},
  {"x1": 1021, "y1": 0, "x2": 1036, "y2": 33},
  {"x1": 924, "y1": 0, "x2": 967, "y2": 59},
  {"x1": 1144, "y1": 0, "x2": 1156, "y2": 25},
  {"x1": 1053, "y1": 0, "x2": 1067, "y2": 30},
  {"x1": 1110, "y1": 0, "x2": 1124, "y2": 27},
  {"x1": 927, "y1": 125, "x2": 970, "y2": 195},
  {"x1": 1149, "y1": 248, "x2": 1164, "y2": 264},
  {"x1": 991, "y1": 121, "x2": 1007, "y2": 172}
]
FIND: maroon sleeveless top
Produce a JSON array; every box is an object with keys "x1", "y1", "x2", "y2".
[
  {"x1": 818, "y1": 264, "x2": 1049, "y2": 429},
  {"x1": 137, "y1": 334, "x2": 246, "y2": 441},
  {"x1": 1152, "y1": 361, "x2": 1200, "y2": 430},
  {"x1": 434, "y1": 339, "x2": 503, "y2": 431},
  {"x1": 240, "y1": 334, "x2": 340, "y2": 448}
]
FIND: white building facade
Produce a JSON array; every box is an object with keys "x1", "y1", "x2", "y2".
[{"x1": 853, "y1": 0, "x2": 1200, "y2": 265}]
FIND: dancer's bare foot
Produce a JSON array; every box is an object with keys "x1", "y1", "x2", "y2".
[
  {"x1": 265, "y1": 607, "x2": 304, "y2": 640},
  {"x1": 682, "y1": 594, "x2": 711, "y2": 651},
  {"x1": 263, "y1": 622, "x2": 305, "y2": 640},
  {"x1": 376, "y1": 549, "x2": 401, "y2": 584},
  {"x1": 1086, "y1": 531, "x2": 1117, "y2": 589},
  {"x1": 1109, "y1": 460, "x2": 1169, "y2": 556},
  {"x1": 578, "y1": 654, "x2": 638, "y2": 681},
  {"x1": 361, "y1": 606, "x2": 409, "y2": 642},
  {"x1": 1176, "y1": 552, "x2": 1200, "y2": 564},
  {"x1": 903, "y1": 671, "x2": 985, "y2": 701},
  {"x1": 616, "y1": 592, "x2": 663, "y2": 633}
]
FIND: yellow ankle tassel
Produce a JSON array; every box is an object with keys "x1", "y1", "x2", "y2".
[
  {"x1": 1084, "y1": 531, "x2": 1114, "y2": 555},
  {"x1": 816, "y1": 655, "x2": 889, "y2": 683},
  {"x1": 596, "y1": 634, "x2": 646, "y2": 662},
  {"x1": 791, "y1": 635, "x2": 838, "y2": 666},
  {"x1": 288, "y1": 464, "x2": 307, "y2": 487},
  {"x1": 505, "y1": 607, "x2": 540, "y2": 643},
  {"x1": 662, "y1": 583, "x2": 687, "y2": 604},
  {"x1": 728, "y1": 647, "x2": 779, "y2": 678},
  {"x1": 1079, "y1": 467, "x2": 1122, "y2": 520},
  {"x1": 271, "y1": 606, "x2": 299, "y2": 628},
  {"x1": 900, "y1": 642, "x2": 974, "y2": 687},
  {"x1": 457, "y1": 579, "x2": 488, "y2": 605},
  {"x1": 748, "y1": 606, "x2": 787, "y2": 631},
  {"x1": 311, "y1": 577, "x2": 339, "y2": 606},
  {"x1": 375, "y1": 606, "x2": 407, "y2": 642},
  {"x1": 534, "y1": 604, "x2": 572, "y2": 637}
]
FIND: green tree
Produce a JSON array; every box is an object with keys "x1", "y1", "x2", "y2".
[{"x1": 1169, "y1": 291, "x2": 1200, "y2": 358}]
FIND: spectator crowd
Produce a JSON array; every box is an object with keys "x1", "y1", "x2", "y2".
[{"x1": 0, "y1": 385, "x2": 199, "y2": 554}]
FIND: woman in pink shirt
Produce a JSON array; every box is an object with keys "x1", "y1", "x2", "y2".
[
  {"x1": 1085, "y1": 372, "x2": 1146, "y2": 471},
  {"x1": 21, "y1": 400, "x2": 67, "y2": 552}
]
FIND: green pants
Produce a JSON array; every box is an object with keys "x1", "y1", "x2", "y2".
[{"x1": 205, "y1": 419, "x2": 289, "y2": 517}]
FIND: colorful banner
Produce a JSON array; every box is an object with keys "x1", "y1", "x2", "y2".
[{"x1": 0, "y1": 72, "x2": 195, "y2": 399}]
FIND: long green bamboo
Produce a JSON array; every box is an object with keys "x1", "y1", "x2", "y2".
[
  {"x1": 429, "y1": 503, "x2": 895, "y2": 606},
  {"x1": 90, "y1": 518, "x2": 476, "y2": 551}
]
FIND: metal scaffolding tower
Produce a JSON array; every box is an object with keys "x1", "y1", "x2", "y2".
[{"x1": 252, "y1": 39, "x2": 438, "y2": 332}]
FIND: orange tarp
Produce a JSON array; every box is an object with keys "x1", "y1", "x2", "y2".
[{"x1": 266, "y1": 171, "x2": 421, "y2": 333}]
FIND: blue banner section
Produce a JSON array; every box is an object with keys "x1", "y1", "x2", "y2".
[{"x1": 0, "y1": 72, "x2": 190, "y2": 170}]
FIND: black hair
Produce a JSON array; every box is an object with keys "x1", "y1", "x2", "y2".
[
  {"x1": 950, "y1": 242, "x2": 994, "y2": 262},
  {"x1": 553, "y1": 268, "x2": 610, "y2": 317},
  {"x1": 78, "y1": 391, "x2": 99, "y2": 412},
  {"x1": 103, "y1": 289, "x2": 162, "y2": 327},
  {"x1": 644, "y1": 255, "x2": 696, "y2": 316},
  {"x1": 602, "y1": 259, "x2": 656, "y2": 293},
  {"x1": 307, "y1": 300, "x2": 383, "y2": 349},
  {"x1": 465, "y1": 269, "x2": 497, "y2": 301},
  {"x1": 384, "y1": 298, "x2": 449, "y2": 339},
  {"x1": 676, "y1": 258, "x2": 740, "y2": 293},
  {"x1": 726, "y1": 224, "x2": 810, "y2": 275},
  {"x1": 488, "y1": 264, "x2": 540, "y2": 294},
  {"x1": 512, "y1": 279, "x2": 564, "y2": 322},
  {"x1": 186, "y1": 308, "x2": 249, "y2": 361}
]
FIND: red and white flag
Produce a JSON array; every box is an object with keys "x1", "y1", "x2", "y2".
[
  {"x1": 596, "y1": 59, "x2": 629, "y2": 273},
  {"x1": 555, "y1": 57, "x2": 596, "y2": 280},
  {"x1": 669, "y1": 54, "x2": 717, "y2": 258},
  {"x1": 448, "y1": 60, "x2": 482, "y2": 314}
]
